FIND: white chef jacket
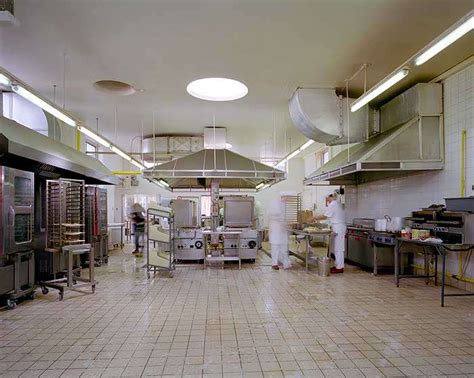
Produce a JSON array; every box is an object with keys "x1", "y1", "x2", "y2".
[{"x1": 323, "y1": 200, "x2": 345, "y2": 224}]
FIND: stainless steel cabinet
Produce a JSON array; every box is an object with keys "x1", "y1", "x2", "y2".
[{"x1": 346, "y1": 232, "x2": 373, "y2": 268}]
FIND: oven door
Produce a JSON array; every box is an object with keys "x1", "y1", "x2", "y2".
[{"x1": 5, "y1": 168, "x2": 34, "y2": 254}]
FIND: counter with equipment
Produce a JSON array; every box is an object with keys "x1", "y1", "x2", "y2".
[
  {"x1": 222, "y1": 196, "x2": 258, "y2": 261},
  {"x1": 395, "y1": 200, "x2": 474, "y2": 306},
  {"x1": 346, "y1": 218, "x2": 398, "y2": 274}
]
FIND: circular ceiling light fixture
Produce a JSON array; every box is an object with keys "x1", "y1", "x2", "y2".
[
  {"x1": 94, "y1": 80, "x2": 138, "y2": 96},
  {"x1": 186, "y1": 77, "x2": 248, "y2": 101}
]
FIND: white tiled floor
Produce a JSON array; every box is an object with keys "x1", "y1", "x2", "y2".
[{"x1": 1, "y1": 247, "x2": 473, "y2": 377}]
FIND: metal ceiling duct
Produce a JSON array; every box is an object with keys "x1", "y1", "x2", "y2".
[
  {"x1": 289, "y1": 88, "x2": 374, "y2": 145},
  {"x1": 143, "y1": 148, "x2": 286, "y2": 191},
  {"x1": 0, "y1": 116, "x2": 118, "y2": 185},
  {"x1": 304, "y1": 83, "x2": 443, "y2": 186}
]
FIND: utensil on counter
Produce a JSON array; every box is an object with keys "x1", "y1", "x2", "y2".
[{"x1": 387, "y1": 217, "x2": 403, "y2": 232}]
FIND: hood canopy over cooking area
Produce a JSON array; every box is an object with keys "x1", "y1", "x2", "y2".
[
  {"x1": 303, "y1": 83, "x2": 444, "y2": 186},
  {"x1": 0, "y1": 116, "x2": 118, "y2": 185},
  {"x1": 143, "y1": 148, "x2": 286, "y2": 191}
]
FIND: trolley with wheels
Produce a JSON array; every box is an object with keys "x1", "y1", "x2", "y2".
[
  {"x1": 145, "y1": 205, "x2": 175, "y2": 278},
  {"x1": 40, "y1": 244, "x2": 97, "y2": 300}
]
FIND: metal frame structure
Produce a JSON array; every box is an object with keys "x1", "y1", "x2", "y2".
[{"x1": 145, "y1": 206, "x2": 175, "y2": 278}]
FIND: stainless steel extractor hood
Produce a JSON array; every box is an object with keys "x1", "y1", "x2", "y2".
[
  {"x1": 143, "y1": 148, "x2": 286, "y2": 191},
  {"x1": 304, "y1": 83, "x2": 444, "y2": 186},
  {"x1": 0, "y1": 116, "x2": 118, "y2": 185},
  {"x1": 289, "y1": 88, "x2": 375, "y2": 145}
]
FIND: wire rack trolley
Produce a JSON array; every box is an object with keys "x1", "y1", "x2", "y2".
[{"x1": 145, "y1": 205, "x2": 175, "y2": 278}]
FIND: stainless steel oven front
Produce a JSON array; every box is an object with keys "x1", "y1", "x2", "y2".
[{"x1": 0, "y1": 167, "x2": 34, "y2": 256}]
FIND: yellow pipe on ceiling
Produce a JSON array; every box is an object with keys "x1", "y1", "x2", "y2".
[{"x1": 112, "y1": 171, "x2": 142, "y2": 175}]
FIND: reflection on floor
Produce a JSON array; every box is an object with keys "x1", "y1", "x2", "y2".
[{"x1": 0, "y1": 246, "x2": 473, "y2": 377}]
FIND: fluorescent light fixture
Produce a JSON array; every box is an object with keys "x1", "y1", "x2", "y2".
[
  {"x1": 259, "y1": 184, "x2": 270, "y2": 190},
  {"x1": 130, "y1": 159, "x2": 145, "y2": 170},
  {"x1": 11, "y1": 84, "x2": 77, "y2": 126},
  {"x1": 143, "y1": 161, "x2": 155, "y2": 168},
  {"x1": 274, "y1": 140, "x2": 315, "y2": 166},
  {"x1": 110, "y1": 145, "x2": 131, "y2": 161},
  {"x1": 187, "y1": 77, "x2": 248, "y2": 101},
  {"x1": 158, "y1": 179, "x2": 170, "y2": 187},
  {"x1": 0, "y1": 73, "x2": 10, "y2": 86},
  {"x1": 299, "y1": 140, "x2": 315, "y2": 151},
  {"x1": 415, "y1": 15, "x2": 474, "y2": 66},
  {"x1": 225, "y1": 143, "x2": 232, "y2": 149},
  {"x1": 152, "y1": 179, "x2": 167, "y2": 189},
  {"x1": 255, "y1": 182, "x2": 265, "y2": 189},
  {"x1": 351, "y1": 68, "x2": 409, "y2": 112},
  {"x1": 78, "y1": 126, "x2": 111, "y2": 148}
]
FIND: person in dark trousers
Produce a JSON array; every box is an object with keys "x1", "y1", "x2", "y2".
[{"x1": 130, "y1": 204, "x2": 145, "y2": 256}]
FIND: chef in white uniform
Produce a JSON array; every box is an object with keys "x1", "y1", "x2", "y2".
[
  {"x1": 268, "y1": 196, "x2": 291, "y2": 270},
  {"x1": 313, "y1": 194, "x2": 346, "y2": 273}
]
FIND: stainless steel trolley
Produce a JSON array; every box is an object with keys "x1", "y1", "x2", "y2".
[{"x1": 145, "y1": 205, "x2": 175, "y2": 278}]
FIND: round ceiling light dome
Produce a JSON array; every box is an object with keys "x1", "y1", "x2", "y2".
[
  {"x1": 94, "y1": 80, "x2": 137, "y2": 96},
  {"x1": 186, "y1": 77, "x2": 248, "y2": 101}
]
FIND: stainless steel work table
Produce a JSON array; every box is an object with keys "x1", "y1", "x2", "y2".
[
  {"x1": 395, "y1": 238, "x2": 474, "y2": 306},
  {"x1": 202, "y1": 230, "x2": 242, "y2": 269},
  {"x1": 289, "y1": 229, "x2": 333, "y2": 271}
]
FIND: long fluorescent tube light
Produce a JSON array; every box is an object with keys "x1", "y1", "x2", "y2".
[
  {"x1": 143, "y1": 161, "x2": 155, "y2": 169},
  {"x1": 11, "y1": 84, "x2": 76, "y2": 126},
  {"x1": 158, "y1": 179, "x2": 170, "y2": 187},
  {"x1": 130, "y1": 159, "x2": 145, "y2": 170},
  {"x1": 351, "y1": 68, "x2": 409, "y2": 112},
  {"x1": 78, "y1": 126, "x2": 111, "y2": 148},
  {"x1": 415, "y1": 15, "x2": 474, "y2": 66},
  {"x1": 255, "y1": 182, "x2": 265, "y2": 189},
  {"x1": 110, "y1": 145, "x2": 132, "y2": 161},
  {"x1": 0, "y1": 74, "x2": 10, "y2": 86},
  {"x1": 275, "y1": 140, "x2": 315, "y2": 167}
]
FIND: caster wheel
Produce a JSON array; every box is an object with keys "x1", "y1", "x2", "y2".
[
  {"x1": 59, "y1": 291, "x2": 64, "y2": 301},
  {"x1": 92, "y1": 285, "x2": 96, "y2": 294},
  {"x1": 104, "y1": 258, "x2": 108, "y2": 264},
  {"x1": 41, "y1": 287, "x2": 49, "y2": 295},
  {"x1": 168, "y1": 272, "x2": 174, "y2": 278},
  {"x1": 96, "y1": 260, "x2": 102, "y2": 267},
  {"x1": 26, "y1": 292, "x2": 35, "y2": 300},
  {"x1": 6, "y1": 299, "x2": 16, "y2": 310}
]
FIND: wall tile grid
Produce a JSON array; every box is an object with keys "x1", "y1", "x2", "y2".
[{"x1": 344, "y1": 64, "x2": 474, "y2": 284}]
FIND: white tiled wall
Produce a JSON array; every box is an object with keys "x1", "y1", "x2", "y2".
[{"x1": 345, "y1": 64, "x2": 474, "y2": 284}]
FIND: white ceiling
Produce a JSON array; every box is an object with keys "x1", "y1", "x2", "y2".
[{"x1": 0, "y1": 0, "x2": 472, "y2": 160}]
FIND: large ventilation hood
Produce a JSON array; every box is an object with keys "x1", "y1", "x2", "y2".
[
  {"x1": 304, "y1": 83, "x2": 443, "y2": 186},
  {"x1": 0, "y1": 116, "x2": 118, "y2": 185},
  {"x1": 143, "y1": 148, "x2": 286, "y2": 191},
  {"x1": 289, "y1": 88, "x2": 375, "y2": 145}
]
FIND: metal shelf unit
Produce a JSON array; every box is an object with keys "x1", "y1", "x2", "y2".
[
  {"x1": 46, "y1": 179, "x2": 85, "y2": 251},
  {"x1": 283, "y1": 194, "x2": 301, "y2": 225}
]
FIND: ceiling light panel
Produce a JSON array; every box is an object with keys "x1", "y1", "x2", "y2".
[
  {"x1": 187, "y1": 77, "x2": 248, "y2": 101},
  {"x1": 351, "y1": 68, "x2": 409, "y2": 112},
  {"x1": 0, "y1": 73, "x2": 10, "y2": 86},
  {"x1": 415, "y1": 14, "x2": 474, "y2": 66},
  {"x1": 12, "y1": 85, "x2": 77, "y2": 126}
]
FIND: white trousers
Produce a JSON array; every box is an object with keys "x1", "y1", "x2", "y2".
[
  {"x1": 332, "y1": 223, "x2": 346, "y2": 269},
  {"x1": 271, "y1": 243, "x2": 291, "y2": 269}
]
